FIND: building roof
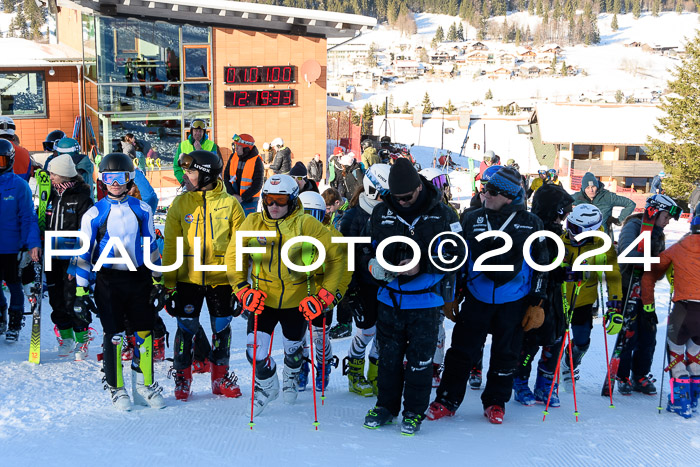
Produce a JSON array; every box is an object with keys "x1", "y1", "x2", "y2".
[
  {"x1": 62, "y1": 0, "x2": 376, "y2": 37},
  {"x1": 535, "y1": 103, "x2": 664, "y2": 145},
  {"x1": 0, "y1": 38, "x2": 82, "y2": 67}
]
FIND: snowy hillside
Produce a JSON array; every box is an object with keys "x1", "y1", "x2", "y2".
[
  {"x1": 345, "y1": 11, "x2": 700, "y2": 110},
  {"x1": 1, "y1": 221, "x2": 699, "y2": 464}
]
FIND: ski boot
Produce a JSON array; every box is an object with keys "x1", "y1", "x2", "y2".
[
  {"x1": 315, "y1": 359, "x2": 333, "y2": 392},
  {"x1": 121, "y1": 335, "x2": 135, "y2": 361},
  {"x1": 153, "y1": 336, "x2": 166, "y2": 362},
  {"x1": 282, "y1": 364, "x2": 301, "y2": 404},
  {"x1": 0, "y1": 304, "x2": 6, "y2": 336},
  {"x1": 617, "y1": 377, "x2": 633, "y2": 396},
  {"x1": 5, "y1": 307, "x2": 23, "y2": 343},
  {"x1": 192, "y1": 358, "x2": 211, "y2": 374},
  {"x1": 73, "y1": 329, "x2": 89, "y2": 361},
  {"x1": 169, "y1": 366, "x2": 193, "y2": 401},
  {"x1": 212, "y1": 364, "x2": 242, "y2": 398},
  {"x1": 400, "y1": 412, "x2": 425, "y2": 436},
  {"x1": 468, "y1": 368, "x2": 482, "y2": 390},
  {"x1": 298, "y1": 360, "x2": 310, "y2": 392},
  {"x1": 131, "y1": 369, "x2": 166, "y2": 409},
  {"x1": 432, "y1": 363, "x2": 443, "y2": 388},
  {"x1": 534, "y1": 372, "x2": 560, "y2": 408},
  {"x1": 484, "y1": 405, "x2": 505, "y2": 424},
  {"x1": 632, "y1": 373, "x2": 657, "y2": 395},
  {"x1": 561, "y1": 343, "x2": 587, "y2": 389},
  {"x1": 57, "y1": 328, "x2": 75, "y2": 357},
  {"x1": 329, "y1": 322, "x2": 352, "y2": 339},
  {"x1": 364, "y1": 406, "x2": 394, "y2": 429},
  {"x1": 367, "y1": 357, "x2": 379, "y2": 396},
  {"x1": 105, "y1": 384, "x2": 132, "y2": 412},
  {"x1": 253, "y1": 372, "x2": 280, "y2": 416},
  {"x1": 690, "y1": 375, "x2": 700, "y2": 413},
  {"x1": 667, "y1": 377, "x2": 692, "y2": 419},
  {"x1": 343, "y1": 357, "x2": 373, "y2": 396},
  {"x1": 513, "y1": 377, "x2": 536, "y2": 406},
  {"x1": 426, "y1": 398, "x2": 457, "y2": 420}
]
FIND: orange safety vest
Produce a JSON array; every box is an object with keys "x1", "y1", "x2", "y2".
[{"x1": 228, "y1": 153, "x2": 261, "y2": 198}]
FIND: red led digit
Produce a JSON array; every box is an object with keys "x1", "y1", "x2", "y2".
[
  {"x1": 250, "y1": 67, "x2": 259, "y2": 83},
  {"x1": 261, "y1": 90, "x2": 269, "y2": 105},
  {"x1": 282, "y1": 90, "x2": 291, "y2": 105},
  {"x1": 282, "y1": 67, "x2": 291, "y2": 82},
  {"x1": 271, "y1": 90, "x2": 280, "y2": 106},
  {"x1": 237, "y1": 91, "x2": 248, "y2": 106},
  {"x1": 271, "y1": 67, "x2": 280, "y2": 82}
]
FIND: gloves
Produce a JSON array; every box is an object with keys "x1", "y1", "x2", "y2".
[
  {"x1": 642, "y1": 302, "x2": 659, "y2": 325},
  {"x1": 236, "y1": 286, "x2": 267, "y2": 315},
  {"x1": 643, "y1": 303, "x2": 655, "y2": 313},
  {"x1": 230, "y1": 293, "x2": 242, "y2": 318},
  {"x1": 369, "y1": 258, "x2": 398, "y2": 282},
  {"x1": 164, "y1": 287, "x2": 180, "y2": 316},
  {"x1": 150, "y1": 276, "x2": 166, "y2": 312},
  {"x1": 522, "y1": 301, "x2": 545, "y2": 332},
  {"x1": 299, "y1": 288, "x2": 335, "y2": 321},
  {"x1": 608, "y1": 217, "x2": 621, "y2": 226},
  {"x1": 330, "y1": 289, "x2": 344, "y2": 308},
  {"x1": 73, "y1": 286, "x2": 97, "y2": 323},
  {"x1": 443, "y1": 300, "x2": 459, "y2": 323},
  {"x1": 604, "y1": 301, "x2": 623, "y2": 335}
]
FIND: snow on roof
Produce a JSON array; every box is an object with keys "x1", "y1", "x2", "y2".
[
  {"x1": 536, "y1": 103, "x2": 664, "y2": 145},
  {"x1": 0, "y1": 38, "x2": 82, "y2": 67}
]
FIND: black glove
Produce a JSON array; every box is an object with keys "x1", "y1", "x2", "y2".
[
  {"x1": 164, "y1": 287, "x2": 180, "y2": 316},
  {"x1": 230, "y1": 293, "x2": 242, "y2": 318},
  {"x1": 74, "y1": 286, "x2": 97, "y2": 322},
  {"x1": 150, "y1": 277, "x2": 167, "y2": 313}
]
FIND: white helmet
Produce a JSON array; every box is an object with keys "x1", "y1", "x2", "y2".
[
  {"x1": 261, "y1": 174, "x2": 299, "y2": 206},
  {"x1": 566, "y1": 203, "x2": 603, "y2": 246},
  {"x1": 271, "y1": 137, "x2": 284, "y2": 148},
  {"x1": 420, "y1": 167, "x2": 450, "y2": 191},
  {"x1": 299, "y1": 191, "x2": 326, "y2": 222},
  {"x1": 364, "y1": 163, "x2": 391, "y2": 200},
  {"x1": 0, "y1": 116, "x2": 15, "y2": 136},
  {"x1": 262, "y1": 142, "x2": 271, "y2": 151},
  {"x1": 340, "y1": 153, "x2": 355, "y2": 166}
]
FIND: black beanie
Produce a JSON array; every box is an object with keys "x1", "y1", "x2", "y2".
[
  {"x1": 389, "y1": 158, "x2": 421, "y2": 194},
  {"x1": 485, "y1": 166, "x2": 522, "y2": 199},
  {"x1": 289, "y1": 161, "x2": 307, "y2": 177}
]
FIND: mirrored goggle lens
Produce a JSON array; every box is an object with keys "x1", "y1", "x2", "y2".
[
  {"x1": 305, "y1": 208, "x2": 325, "y2": 222},
  {"x1": 291, "y1": 175, "x2": 305, "y2": 181},
  {"x1": 179, "y1": 154, "x2": 194, "y2": 170},
  {"x1": 668, "y1": 205, "x2": 682, "y2": 220},
  {"x1": 0, "y1": 155, "x2": 11, "y2": 168},
  {"x1": 191, "y1": 120, "x2": 206, "y2": 130},
  {"x1": 43, "y1": 141, "x2": 56, "y2": 151},
  {"x1": 102, "y1": 172, "x2": 131, "y2": 185},
  {"x1": 431, "y1": 174, "x2": 450, "y2": 190},
  {"x1": 263, "y1": 193, "x2": 290, "y2": 207},
  {"x1": 232, "y1": 134, "x2": 241, "y2": 143}
]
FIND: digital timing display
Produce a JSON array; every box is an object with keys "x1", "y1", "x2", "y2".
[
  {"x1": 224, "y1": 66, "x2": 296, "y2": 84},
  {"x1": 223, "y1": 90, "x2": 295, "y2": 108}
]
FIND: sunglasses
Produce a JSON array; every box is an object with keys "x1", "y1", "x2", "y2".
[
  {"x1": 482, "y1": 188, "x2": 504, "y2": 197},
  {"x1": 101, "y1": 171, "x2": 132, "y2": 186},
  {"x1": 191, "y1": 120, "x2": 206, "y2": 130},
  {"x1": 430, "y1": 173, "x2": 450, "y2": 191},
  {"x1": 263, "y1": 193, "x2": 290, "y2": 207},
  {"x1": 392, "y1": 192, "x2": 415, "y2": 203}
]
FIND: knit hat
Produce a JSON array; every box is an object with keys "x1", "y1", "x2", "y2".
[
  {"x1": 48, "y1": 154, "x2": 78, "y2": 178},
  {"x1": 581, "y1": 172, "x2": 599, "y2": 191},
  {"x1": 289, "y1": 161, "x2": 307, "y2": 177},
  {"x1": 389, "y1": 157, "x2": 421, "y2": 194},
  {"x1": 485, "y1": 166, "x2": 521, "y2": 199}
]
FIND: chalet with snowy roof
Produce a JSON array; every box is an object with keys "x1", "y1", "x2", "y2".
[
  {"x1": 470, "y1": 41, "x2": 488, "y2": 50},
  {"x1": 488, "y1": 68, "x2": 512, "y2": 79},
  {"x1": 498, "y1": 53, "x2": 517, "y2": 65},
  {"x1": 466, "y1": 51, "x2": 489, "y2": 64},
  {"x1": 394, "y1": 60, "x2": 421, "y2": 78},
  {"x1": 531, "y1": 103, "x2": 665, "y2": 192},
  {"x1": 520, "y1": 50, "x2": 537, "y2": 62}
]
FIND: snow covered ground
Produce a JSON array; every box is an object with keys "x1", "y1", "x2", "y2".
[{"x1": 1, "y1": 219, "x2": 698, "y2": 464}]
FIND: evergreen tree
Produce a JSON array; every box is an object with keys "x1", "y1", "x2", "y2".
[
  {"x1": 485, "y1": 88, "x2": 493, "y2": 100},
  {"x1": 457, "y1": 22, "x2": 465, "y2": 41},
  {"x1": 632, "y1": 0, "x2": 641, "y2": 18},
  {"x1": 515, "y1": 28, "x2": 522, "y2": 45},
  {"x1": 613, "y1": 0, "x2": 621, "y2": 13},
  {"x1": 422, "y1": 92, "x2": 433, "y2": 114},
  {"x1": 611, "y1": 13, "x2": 619, "y2": 30},
  {"x1": 615, "y1": 89, "x2": 624, "y2": 102},
  {"x1": 366, "y1": 43, "x2": 379, "y2": 67},
  {"x1": 652, "y1": 0, "x2": 660, "y2": 16},
  {"x1": 647, "y1": 31, "x2": 700, "y2": 199},
  {"x1": 606, "y1": 0, "x2": 614, "y2": 13},
  {"x1": 560, "y1": 60, "x2": 568, "y2": 75},
  {"x1": 445, "y1": 99, "x2": 457, "y2": 114},
  {"x1": 676, "y1": 1, "x2": 683, "y2": 13},
  {"x1": 3, "y1": 0, "x2": 14, "y2": 14},
  {"x1": 402, "y1": 101, "x2": 411, "y2": 114},
  {"x1": 528, "y1": 0, "x2": 535, "y2": 15},
  {"x1": 434, "y1": 25, "x2": 445, "y2": 43},
  {"x1": 447, "y1": 23, "x2": 458, "y2": 41},
  {"x1": 362, "y1": 103, "x2": 375, "y2": 134}
]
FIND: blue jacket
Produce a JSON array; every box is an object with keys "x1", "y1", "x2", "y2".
[
  {"x1": 134, "y1": 168, "x2": 158, "y2": 213},
  {"x1": 0, "y1": 172, "x2": 41, "y2": 254}
]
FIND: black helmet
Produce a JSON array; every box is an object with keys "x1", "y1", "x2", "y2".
[
  {"x1": 178, "y1": 150, "x2": 223, "y2": 189},
  {"x1": 99, "y1": 152, "x2": 136, "y2": 191},
  {"x1": 0, "y1": 138, "x2": 15, "y2": 174},
  {"x1": 43, "y1": 129, "x2": 66, "y2": 152},
  {"x1": 361, "y1": 139, "x2": 374, "y2": 150}
]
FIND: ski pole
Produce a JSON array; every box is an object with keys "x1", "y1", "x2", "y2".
[
  {"x1": 308, "y1": 319, "x2": 319, "y2": 430},
  {"x1": 301, "y1": 242, "x2": 320, "y2": 428},
  {"x1": 566, "y1": 325, "x2": 581, "y2": 422},
  {"x1": 658, "y1": 287, "x2": 674, "y2": 413},
  {"x1": 249, "y1": 240, "x2": 263, "y2": 429},
  {"x1": 321, "y1": 315, "x2": 327, "y2": 405},
  {"x1": 598, "y1": 272, "x2": 615, "y2": 408}
]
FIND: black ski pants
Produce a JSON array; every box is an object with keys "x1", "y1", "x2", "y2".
[
  {"x1": 376, "y1": 302, "x2": 440, "y2": 417},
  {"x1": 437, "y1": 290, "x2": 527, "y2": 410},
  {"x1": 616, "y1": 297, "x2": 656, "y2": 380},
  {"x1": 46, "y1": 259, "x2": 89, "y2": 331}
]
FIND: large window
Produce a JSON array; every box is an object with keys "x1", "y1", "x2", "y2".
[{"x1": 0, "y1": 71, "x2": 46, "y2": 118}]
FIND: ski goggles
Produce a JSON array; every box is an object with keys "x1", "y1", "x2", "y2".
[
  {"x1": 430, "y1": 173, "x2": 450, "y2": 191},
  {"x1": 101, "y1": 171, "x2": 133, "y2": 186},
  {"x1": 291, "y1": 175, "x2": 305, "y2": 181},
  {"x1": 42, "y1": 141, "x2": 57, "y2": 151},
  {"x1": 0, "y1": 154, "x2": 12, "y2": 169},
  {"x1": 666, "y1": 205, "x2": 683, "y2": 221},
  {"x1": 263, "y1": 193, "x2": 291, "y2": 207},
  {"x1": 231, "y1": 134, "x2": 254, "y2": 148},
  {"x1": 178, "y1": 153, "x2": 210, "y2": 173},
  {"x1": 190, "y1": 119, "x2": 207, "y2": 130},
  {"x1": 304, "y1": 208, "x2": 325, "y2": 222},
  {"x1": 538, "y1": 170, "x2": 547, "y2": 176}
]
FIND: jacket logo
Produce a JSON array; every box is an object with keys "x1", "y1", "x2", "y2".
[
  {"x1": 214, "y1": 206, "x2": 226, "y2": 211},
  {"x1": 3, "y1": 195, "x2": 14, "y2": 201},
  {"x1": 477, "y1": 216, "x2": 484, "y2": 224},
  {"x1": 514, "y1": 224, "x2": 533, "y2": 229},
  {"x1": 184, "y1": 214, "x2": 194, "y2": 223},
  {"x1": 256, "y1": 237, "x2": 267, "y2": 246}
]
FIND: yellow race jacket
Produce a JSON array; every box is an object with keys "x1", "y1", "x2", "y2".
[
  {"x1": 163, "y1": 180, "x2": 245, "y2": 288},
  {"x1": 561, "y1": 228, "x2": 622, "y2": 307},
  {"x1": 225, "y1": 202, "x2": 345, "y2": 310}
]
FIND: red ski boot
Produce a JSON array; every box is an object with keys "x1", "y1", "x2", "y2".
[
  {"x1": 171, "y1": 367, "x2": 192, "y2": 401},
  {"x1": 484, "y1": 405, "x2": 505, "y2": 424},
  {"x1": 426, "y1": 400, "x2": 456, "y2": 420},
  {"x1": 192, "y1": 358, "x2": 211, "y2": 374},
  {"x1": 153, "y1": 336, "x2": 166, "y2": 362},
  {"x1": 212, "y1": 364, "x2": 242, "y2": 398}
]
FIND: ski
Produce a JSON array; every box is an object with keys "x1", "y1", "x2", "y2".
[
  {"x1": 28, "y1": 170, "x2": 51, "y2": 364},
  {"x1": 72, "y1": 115, "x2": 81, "y2": 141}
]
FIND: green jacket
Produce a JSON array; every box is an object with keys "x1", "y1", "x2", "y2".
[
  {"x1": 173, "y1": 134, "x2": 219, "y2": 183},
  {"x1": 361, "y1": 147, "x2": 380, "y2": 168},
  {"x1": 572, "y1": 172, "x2": 636, "y2": 235}
]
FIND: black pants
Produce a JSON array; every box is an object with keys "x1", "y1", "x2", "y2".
[
  {"x1": 172, "y1": 282, "x2": 233, "y2": 370},
  {"x1": 350, "y1": 285, "x2": 378, "y2": 330},
  {"x1": 336, "y1": 296, "x2": 353, "y2": 326},
  {"x1": 516, "y1": 335, "x2": 562, "y2": 379},
  {"x1": 46, "y1": 259, "x2": 89, "y2": 331},
  {"x1": 376, "y1": 302, "x2": 440, "y2": 417},
  {"x1": 437, "y1": 291, "x2": 527, "y2": 410},
  {"x1": 617, "y1": 297, "x2": 656, "y2": 379}
]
